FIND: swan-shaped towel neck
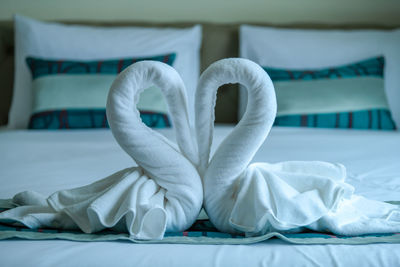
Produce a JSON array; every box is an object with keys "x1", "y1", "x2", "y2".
[
  {"x1": 107, "y1": 61, "x2": 199, "y2": 167},
  {"x1": 196, "y1": 58, "x2": 277, "y2": 177}
]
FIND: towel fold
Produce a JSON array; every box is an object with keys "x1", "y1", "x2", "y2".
[
  {"x1": 196, "y1": 58, "x2": 400, "y2": 236},
  {"x1": 0, "y1": 61, "x2": 203, "y2": 240}
]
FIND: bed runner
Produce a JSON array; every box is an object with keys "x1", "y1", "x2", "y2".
[{"x1": 0, "y1": 200, "x2": 399, "y2": 245}]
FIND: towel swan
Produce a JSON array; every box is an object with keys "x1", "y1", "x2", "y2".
[
  {"x1": 0, "y1": 61, "x2": 203, "y2": 240},
  {"x1": 106, "y1": 61, "x2": 203, "y2": 238},
  {"x1": 196, "y1": 58, "x2": 400, "y2": 236}
]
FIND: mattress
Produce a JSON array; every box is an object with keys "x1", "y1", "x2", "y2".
[{"x1": 0, "y1": 126, "x2": 399, "y2": 266}]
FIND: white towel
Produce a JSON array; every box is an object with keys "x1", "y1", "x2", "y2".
[
  {"x1": 196, "y1": 58, "x2": 400, "y2": 236},
  {"x1": 0, "y1": 61, "x2": 203, "y2": 240}
]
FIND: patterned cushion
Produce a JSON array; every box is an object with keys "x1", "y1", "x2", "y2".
[
  {"x1": 264, "y1": 56, "x2": 396, "y2": 130},
  {"x1": 26, "y1": 54, "x2": 176, "y2": 129}
]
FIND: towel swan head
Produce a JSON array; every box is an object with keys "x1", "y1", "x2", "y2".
[
  {"x1": 195, "y1": 58, "x2": 277, "y2": 233},
  {"x1": 107, "y1": 61, "x2": 199, "y2": 167},
  {"x1": 106, "y1": 61, "x2": 203, "y2": 238}
]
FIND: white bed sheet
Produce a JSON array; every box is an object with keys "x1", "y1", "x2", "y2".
[{"x1": 0, "y1": 126, "x2": 399, "y2": 267}]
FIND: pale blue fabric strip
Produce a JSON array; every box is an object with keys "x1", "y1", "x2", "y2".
[
  {"x1": 275, "y1": 77, "x2": 388, "y2": 116},
  {"x1": 32, "y1": 74, "x2": 168, "y2": 114}
]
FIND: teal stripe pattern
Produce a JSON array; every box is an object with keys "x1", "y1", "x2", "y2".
[
  {"x1": 266, "y1": 57, "x2": 384, "y2": 81},
  {"x1": 1, "y1": 205, "x2": 400, "y2": 245},
  {"x1": 26, "y1": 54, "x2": 176, "y2": 129},
  {"x1": 264, "y1": 56, "x2": 396, "y2": 130},
  {"x1": 28, "y1": 109, "x2": 170, "y2": 129},
  {"x1": 274, "y1": 109, "x2": 395, "y2": 130},
  {"x1": 26, "y1": 54, "x2": 176, "y2": 79}
]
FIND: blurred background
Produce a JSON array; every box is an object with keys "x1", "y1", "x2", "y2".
[{"x1": 1, "y1": 0, "x2": 400, "y2": 25}]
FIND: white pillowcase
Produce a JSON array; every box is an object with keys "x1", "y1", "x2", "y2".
[
  {"x1": 239, "y1": 25, "x2": 400, "y2": 128},
  {"x1": 9, "y1": 15, "x2": 202, "y2": 128}
]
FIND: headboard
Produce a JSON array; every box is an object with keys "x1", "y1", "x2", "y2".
[{"x1": 0, "y1": 21, "x2": 397, "y2": 127}]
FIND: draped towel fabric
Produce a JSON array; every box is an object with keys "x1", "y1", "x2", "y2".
[{"x1": 196, "y1": 58, "x2": 400, "y2": 236}]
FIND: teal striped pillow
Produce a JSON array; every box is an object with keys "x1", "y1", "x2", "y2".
[
  {"x1": 26, "y1": 54, "x2": 176, "y2": 129},
  {"x1": 264, "y1": 56, "x2": 396, "y2": 130}
]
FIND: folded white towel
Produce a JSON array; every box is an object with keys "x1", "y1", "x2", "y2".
[
  {"x1": 0, "y1": 61, "x2": 203, "y2": 240},
  {"x1": 196, "y1": 58, "x2": 400, "y2": 236}
]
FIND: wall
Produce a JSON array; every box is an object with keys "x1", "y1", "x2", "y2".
[{"x1": 1, "y1": 0, "x2": 400, "y2": 26}]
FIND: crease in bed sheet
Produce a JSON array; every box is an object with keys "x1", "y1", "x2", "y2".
[
  {"x1": 1, "y1": 240, "x2": 400, "y2": 267},
  {"x1": 1, "y1": 207, "x2": 400, "y2": 245}
]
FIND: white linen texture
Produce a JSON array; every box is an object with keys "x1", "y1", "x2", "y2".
[
  {"x1": 0, "y1": 61, "x2": 203, "y2": 240},
  {"x1": 1, "y1": 58, "x2": 399, "y2": 240},
  {"x1": 9, "y1": 14, "x2": 202, "y2": 128},
  {"x1": 196, "y1": 58, "x2": 400, "y2": 236},
  {"x1": 238, "y1": 25, "x2": 400, "y2": 127}
]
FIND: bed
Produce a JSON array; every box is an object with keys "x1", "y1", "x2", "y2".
[
  {"x1": 1, "y1": 16, "x2": 400, "y2": 266},
  {"x1": 1, "y1": 127, "x2": 400, "y2": 266}
]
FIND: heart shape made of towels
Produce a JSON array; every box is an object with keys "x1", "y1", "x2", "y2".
[
  {"x1": 2, "y1": 58, "x2": 399, "y2": 240},
  {"x1": 196, "y1": 58, "x2": 400, "y2": 237}
]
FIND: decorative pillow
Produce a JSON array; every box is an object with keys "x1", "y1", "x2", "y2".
[
  {"x1": 239, "y1": 25, "x2": 400, "y2": 129},
  {"x1": 263, "y1": 56, "x2": 396, "y2": 130},
  {"x1": 9, "y1": 15, "x2": 202, "y2": 128},
  {"x1": 26, "y1": 54, "x2": 175, "y2": 129}
]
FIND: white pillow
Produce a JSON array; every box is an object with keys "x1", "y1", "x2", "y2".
[
  {"x1": 9, "y1": 15, "x2": 202, "y2": 128},
  {"x1": 239, "y1": 25, "x2": 400, "y2": 128}
]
